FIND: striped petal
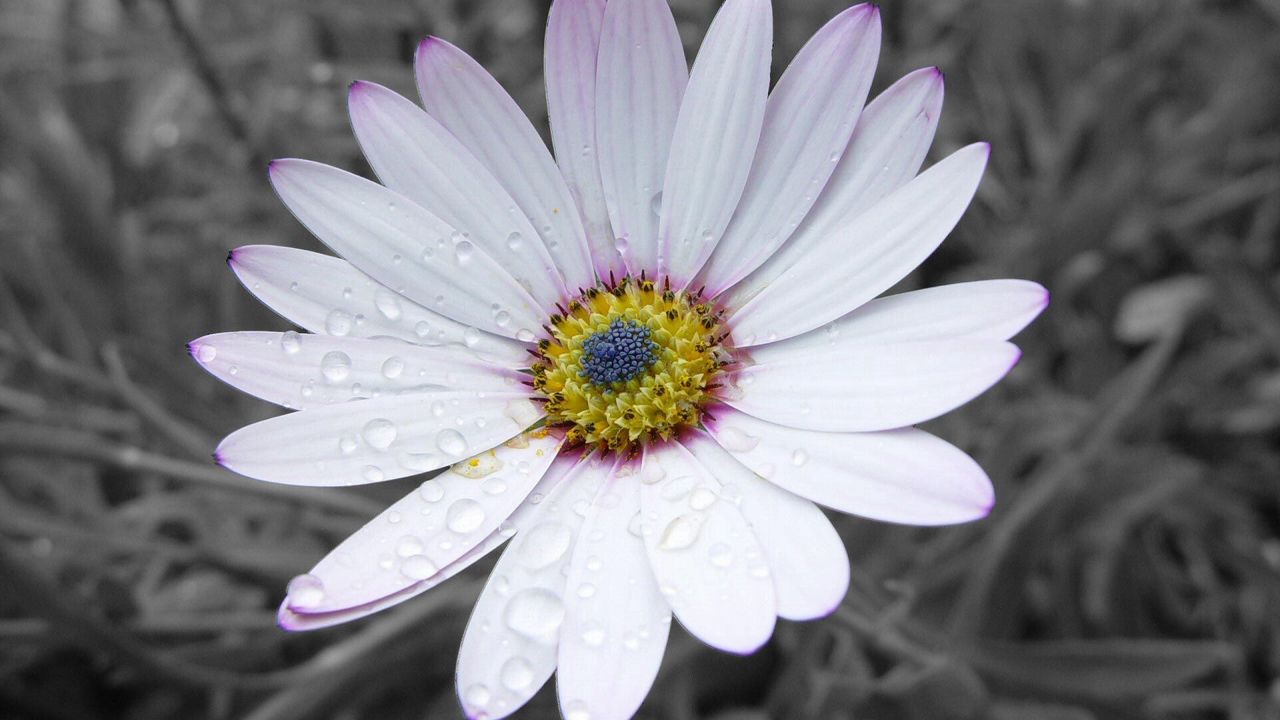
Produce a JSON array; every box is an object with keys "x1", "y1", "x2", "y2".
[
  {"x1": 348, "y1": 81, "x2": 566, "y2": 309},
  {"x1": 728, "y1": 143, "x2": 991, "y2": 346},
  {"x1": 706, "y1": 407, "x2": 993, "y2": 525},
  {"x1": 188, "y1": 332, "x2": 523, "y2": 410},
  {"x1": 595, "y1": 0, "x2": 687, "y2": 278},
  {"x1": 269, "y1": 159, "x2": 545, "y2": 341},
  {"x1": 228, "y1": 246, "x2": 528, "y2": 365},
  {"x1": 685, "y1": 431, "x2": 848, "y2": 620},
  {"x1": 640, "y1": 441, "x2": 775, "y2": 654},
  {"x1": 722, "y1": 67, "x2": 945, "y2": 310},
  {"x1": 695, "y1": 4, "x2": 880, "y2": 295},
  {"x1": 726, "y1": 337, "x2": 1020, "y2": 432},
  {"x1": 545, "y1": 0, "x2": 621, "y2": 280},
  {"x1": 658, "y1": 0, "x2": 772, "y2": 287},
  {"x1": 456, "y1": 453, "x2": 610, "y2": 719},
  {"x1": 558, "y1": 461, "x2": 670, "y2": 720},
  {"x1": 215, "y1": 391, "x2": 545, "y2": 486},
  {"x1": 414, "y1": 38, "x2": 595, "y2": 293}
]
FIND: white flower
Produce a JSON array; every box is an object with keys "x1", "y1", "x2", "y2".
[{"x1": 190, "y1": 1, "x2": 1047, "y2": 718}]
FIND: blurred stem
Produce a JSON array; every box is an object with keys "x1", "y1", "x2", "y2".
[{"x1": 102, "y1": 342, "x2": 215, "y2": 460}]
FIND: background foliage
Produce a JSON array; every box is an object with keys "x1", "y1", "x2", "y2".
[{"x1": 2, "y1": 0, "x2": 1279, "y2": 718}]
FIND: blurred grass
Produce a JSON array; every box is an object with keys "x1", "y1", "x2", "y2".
[{"x1": 1, "y1": 0, "x2": 1279, "y2": 718}]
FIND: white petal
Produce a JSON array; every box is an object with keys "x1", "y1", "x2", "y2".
[
  {"x1": 727, "y1": 338, "x2": 1019, "y2": 432},
  {"x1": 228, "y1": 245, "x2": 529, "y2": 365},
  {"x1": 639, "y1": 442, "x2": 775, "y2": 654},
  {"x1": 755, "y1": 280, "x2": 1049, "y2": 359},
  {"x1": 706, "y1": 407, "x2": 993, "y2": 525},
  {"x1": 545, "y1": 0, "x2": 622, "y2": 281},
  {"x1": 729, "y1": 143, "x2": 990, "y2": 345},
  {"x1": 658, "y1": 0, "x2": 772, "y2": 287},
  {"x1": 722, "y1": 67, "x2": 945, "y2": 310},
  {"x1": 695, "y1": 5, "x2": 881, "y2": 295},
  {"x1": 269, "y1": 159, "x2": 544, "y2": 341},
  {"x1": 414, "y1": 38, "x2": 596, "y2": 293},
  {"x1": 595, "y1": 0, "x2": 687, "y2": 278},
  {"x1": 189, "y1": 332, "x2": 523, "y2": 410},
  {"x1": 215, "y1": 390, "x2": 546, "y2": 486},
  {"x1": 348, "y1": 81, "x2": 567, "y2": 309},
  {"x1": 282, "y1": 435, "x2": 573, "y2": 625},
  {"x1": 684, "y1": 431, "x2": 848, "y2": 620},
  {"x1": 456, "y1": 453, "x2": 611, "y2": 719},
  {"x1": 558, "y1": 461, "x2": 670, "y2": 720}
]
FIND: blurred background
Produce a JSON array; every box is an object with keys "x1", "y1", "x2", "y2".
[{"x1": 2, "y1": 0, "x2": 1279, "y2": 718}]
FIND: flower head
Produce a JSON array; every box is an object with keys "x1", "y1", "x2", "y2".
[{"x1": 191, "y1": 0, "x2": 1047, "y2": 718}]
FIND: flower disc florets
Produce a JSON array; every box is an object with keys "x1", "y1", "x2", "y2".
[{"x1": 532, "y1": 277, "x2": 728, "y2": 453}]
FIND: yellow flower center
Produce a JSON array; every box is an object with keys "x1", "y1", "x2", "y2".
[{"x1": 531, "y1": 277, "x2": 728, "y2": 453}]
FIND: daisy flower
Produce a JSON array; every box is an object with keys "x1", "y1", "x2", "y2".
[{"x1": 190, "y1": 0, "x2": 1047, "y2": 717}]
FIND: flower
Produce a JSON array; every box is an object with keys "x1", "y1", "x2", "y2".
[{"x1": 189, "y1": 0, "x2": 1048, "y2": 717}]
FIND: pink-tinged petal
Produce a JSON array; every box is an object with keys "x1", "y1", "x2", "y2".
[
  {"x1": 684, "y1": 431, "x2": 848, "y2": 620},
  {"x1": 706, "y1": 407, "x2": 994, "y2": 525},
  {"x1": 456, "y1": 453, "x2": 611, "y2": 719},
  {"x1": 227, "y1": 246, "x2": 529, "y2": 365},
  {"x1": 557, "y1": 461, "x2": 670, "y2": 720},
  {"x1": 273, "y1": 429, "x2": 562, "y2": 615},
  {"x1": 546, "y1": 0, "x2": 622, "y2": 281},
  {"x1": 728, "y1": 143, "x2": 990, "y2": 345},
  {"x1": 695, "y1": 5, "x2": 881, "y2": 295},
  {"x1": 268, "y1": 159, "x2": 544, "y2": 341},
  {"x1": 188, "y1": 331, "x2": 523, "y2": 410},
  {"x1": 215, "y1": 391, "x2": 544, "y2": 486},
  {"x1": 595, "y1": 0, "x2": 687, "y2": 278},
  {"x1": 756, "y1": 280, "x2": 1049, "y2": 360},
  {"x1": 658, "y1": 0, "x2": 772, "y2": 287},
  {"x1": 414, "y1": 38, "x2": 595, "y2": 293},
  {"x1": 639, "y1": 441, "x2": 775, "y2": 654},
  {"x1": 722, "y1": 67, "x2": 945, "y2": 310},
  {"x1": 348, "y1": 82, "x2": 567, "y2": 310},
  {"x1": 726, "y1": 338, "x2": 1020, "y2": 432}
]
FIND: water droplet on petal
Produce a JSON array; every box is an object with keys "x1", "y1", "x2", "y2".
[
  {"x1": 320, "y1": 351, "x2": 352, "y2": 382},
  {"x1": 396, "y1": 535, "x2": 425, "y2": 557},
  {"x1": 504, "y1": 588, "x2": 565, "y2": 643},
  {"x1": 381, "y1": 356, "x2": 404, "y2": 379},
  {"x1": 361, "y1": 465, "x2": 385, "y2": 483},
  {"x1": 195, "y1": 344, "x2": 217, "y2": 363},
  {"x1": 463, "y1": 683, "x2": 491, "y2": 709},
  {"x1": 361, "y1": 418, "x2": 397, "y2": 450},
  {"x1": 506, "y1": 231, "x2": 524, "y2": 251},
  {"x1": 400, "y1": 554, "x2": 437, "y2": 580},
  {"x1": 285, "y1": 573, "x2": 325, "y2": 609},
  {"x1": 708, "y1": 542, "x2": 733, "y2": 568},
  {"x1": 325, "y1": 309, "x2": 353, "y2": 336},
  {"x1": 280, "y1": 330, "x2": 302, "y2": 355},
  {"x1": 716, "y1": 425, "x2": 760, "y2": 453},
  {"x1": 499, "y1": 657, "x2": 534, "y2": 691},
  {"x1": 519, "y1": 522, "x2": 572, "y2": 570},
  {"x1": 462, "y1": 327, "x2": 482, "y2": 347},
  {"x1": 436, "y1": 429, "x2": 468, "y2": 457},
  {"x1": 446, "y1": 498, "x2": 485, "y2": 533},
  {"x1": 419, "y1": 480, "x2": 445, "y2": 502},
  {"x1": 373, "y1": 289, "x2": 402, "y2": 320},
  {"x1": 659, "y1": 513, "x2": 705, "y2": 551},
  {"x1": 791, "y1": 449, "x2": 809, "y2": 467},
  {"x1": 515, "y1": 328, "x2": 536, "y2": 342},
  {"x1": 581, "y1": 622, "x2": 605, "y2": 646},
  {"x1": 455, "y1": 238, "x2": 475, "y2": 265},
  {"x1": 688, "y1": 485, "x2": 718, "y2": 511},
  {"x1": 503, "y1": 399, "x2": 541, "y2": 427}
]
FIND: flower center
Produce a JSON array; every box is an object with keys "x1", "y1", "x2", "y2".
[{"x1": 531, "y1": 277, "x2": 727, "y2": 453}]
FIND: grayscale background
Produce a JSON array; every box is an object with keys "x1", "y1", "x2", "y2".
[{"x1": 2, "y1": 0, "x2": 1278, "y2": 718}]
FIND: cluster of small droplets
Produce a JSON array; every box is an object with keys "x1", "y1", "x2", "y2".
[
  {"x1": 578, "y1": 318, "x2": 659, "y2": 385},
  {"x1": 530, "y1": 276, "x2": 730, "y2": 454}
]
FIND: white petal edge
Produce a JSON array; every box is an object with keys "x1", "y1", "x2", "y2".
[
  {"x1": 269, "y1": 158, "x2": 545, "y2": 341},
  {"x1": 695, "y1": 4, "x2": 881, "y2": 295},
  {"x1": 215, "y1": 390, "x2": 545, "y2": 486},
  {"x1": 684, "y1": 431, "x2": 849, "y2": 620},
  {"x1": 189, "y1": 331, "x2": 524, "y2": 410},
  {"x1": 228, "y1": 245, "x2": 529, "y2": 366},
  {"x1": 658, "y1": 0, "x2": 772, "y2": 287},
  {"x1": 639, "y1": 441, "x2": 776, "y2": 654},
  {"x1": 280, "y1": 450, "x2": 587, "y2": 631},
  {"x1": 415, "y1": 37, "x2": 596, "y2": 293},
  {"x1": 721, "y1": 67, "x2": 945, "y2": 311},
  {"x1": 752, "y1": 280, "x2": 1049, "y2": 360},
  {"x1": 348, "y1": 81, "x2": 567, "y2": 310},
  {"x1": 729, "y1": 142, "x2": 990, "y2": 345},
  {"x1": 705, "y1": 406, "x2": 994, "y2": 525},
  {"x1": 595, "y1": 0, "x2": 688, "y2": 278},
  {"x1": 545, "y1": 0, "x2": 623, "y2": 281},
  {"x1": 726, "y1": 338, "x2": 1020, "y2": 433},
  {"x1": 557, "y1": 460, "x2": 670, "y2": 720},
  {"x1": 456, "y1": 452, "x2": 612, "y2": 719}
]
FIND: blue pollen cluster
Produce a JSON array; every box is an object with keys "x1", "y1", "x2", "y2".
[{"x1": 579, "y1": 318, "x2": 660, "y2": 386}]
